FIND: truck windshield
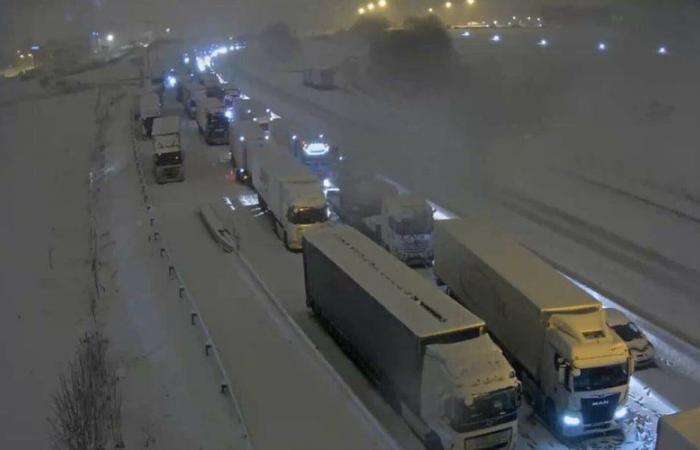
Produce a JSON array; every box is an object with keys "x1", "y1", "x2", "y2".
[
  {"x1": 449, "y1": 387, "x2": 520, "y2": 430},
  {"x1": 573, "y1": 363, "x2": 628, "y2": 391},
  {"x1": 611, "y1": 323, "x2": 643, "y2": 342},
  {"x1": 288, "y1": 206, "x2": 328, "y2": 225},
  {"x1": 389, "y1": 210, "x2": 434, "y2": 235},
  {"x1": 154, "y1": 151, "x2": 182, "y2": 167}
]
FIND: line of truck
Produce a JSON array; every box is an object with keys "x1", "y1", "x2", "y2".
[
  {"x1": 182, "y1": 62, "x2": 635, "y2": 445},
  {"x1": 160, "y1": 53, "x2": 695, "y2": 449}
]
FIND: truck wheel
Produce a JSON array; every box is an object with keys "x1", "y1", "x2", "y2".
[{"x1": 284, "y1": 231, "x2": 290, "y2": 250}]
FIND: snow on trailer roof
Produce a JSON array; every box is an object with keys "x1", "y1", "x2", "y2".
[
  {"x1": 306, "y1": 226, "x2": 485, "y2": 338},
  {"x1": 436, "y1": 218, "x2": 601, "y2": 313},
  {"x1": 152, "y1": 116, "x2": 180, "y2": 136},
  {"x1": 256, "y1": 144, "x2": 319, "y2": 182}
]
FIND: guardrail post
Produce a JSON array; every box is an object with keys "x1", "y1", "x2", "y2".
[
  {"x1": 205, "y1": 343, "x2": 212, "y2": 356},
  {"x1": 220, "y1": 383, "x2": 229, "y2": 394},
  {"x1": 168, "y1": 265, "x2": 175, "y2": 279},
  {"x1": 160, "y1": 247, "x2": 166, "y2": 258},
  {"x1": 190, "y1": 312, "x2": 198, "y2": 325},
  {"x1": 179, "y1": 286, "x2": 185, "y2": 298}
]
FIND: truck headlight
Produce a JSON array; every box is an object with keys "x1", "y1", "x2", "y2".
[
  {"x1": 562, "y1": 413, "x2": 581, "y2": 427},
  {"x1": 614, "y1": 406, "x2": 628, "y2": 420}
]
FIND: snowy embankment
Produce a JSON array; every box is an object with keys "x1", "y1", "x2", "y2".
[
  {"x1": 0, "y1": 83, "x2": 98, "y2": 449},
  {"x1": 0, "y1": 51, "x2": 249, "y2": 449}
]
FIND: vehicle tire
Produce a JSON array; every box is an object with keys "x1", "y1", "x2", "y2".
[
  {"x1": 284, "y1": 231, "x2": 290, "y2": 250},
  {"x1": 258, "y1": 194, "x2": 267, "y2": 211}
]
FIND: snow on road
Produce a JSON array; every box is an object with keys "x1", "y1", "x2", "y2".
[
  {"x1": 135, "y1": 96, "x2": 402, "y2": 450},
  {"x1": 92, "y1": 85, "x2": 249, "y2": 449}
]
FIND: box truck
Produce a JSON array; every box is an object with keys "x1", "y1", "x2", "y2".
[
  {"x1": 151, "y1": 116, "x2": 184, "y2": 183},
  {"x1": 656, "y1": 407, "x2": 700, "y2": 450},
  {"x1": 434, "y1": 219, "x2": 631, "y2": 437},
  {"x1": 249, "y1": 145, "x2": 328, "y2": 250},
  {"x1": 303, "y1": 226, "x2": 521, "y2": 450},
  {"x1": 196, "y1": 97, "x2": 229, "y2": 145}
]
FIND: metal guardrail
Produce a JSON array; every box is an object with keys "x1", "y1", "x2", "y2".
[{"x1": 129, "y1": 110, "x2": 254, "y2": 449}]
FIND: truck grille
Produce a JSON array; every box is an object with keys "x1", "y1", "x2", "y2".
[
  {"x1": 581, "y1": 393, "x2": 619, "y2": 425},
  {"x1": 465, "y1": 428, "x2": 512, "y2": 450}
]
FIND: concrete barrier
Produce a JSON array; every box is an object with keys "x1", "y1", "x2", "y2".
[{"x1": 199, "y1": 203, "x2": 237, "y2": 253}]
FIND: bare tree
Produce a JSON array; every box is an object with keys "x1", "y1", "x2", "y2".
[{"x1": 49, "y1": 330, "x2": 123, "y2": 450}]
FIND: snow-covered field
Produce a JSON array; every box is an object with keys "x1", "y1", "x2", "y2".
[{"x1": 0, "y1": 53, "x2": 248, "y2": 450}]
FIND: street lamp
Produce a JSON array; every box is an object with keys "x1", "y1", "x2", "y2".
[
  {"x1": 378, "y1": 0, "x2": 387, "y2": 7},
  {"x1": 367, "y1": 2, "x2": 375, "y2": 11},
  {"x1": 428, "y1": 7, "x2": 434, "y2": 13},
  {"x1": 358, "y1": 6, "x2": 366, "y2": 14},
  {"x1": 445, "y1": 1, "x2": 452, "y2": 8},
  {"x1": 165, "y1": 27, "x2": 171, "y2": 33},
  {"x1": 467, "y1": 0, "x2": 475, "y2": 5},
  {"x1": 106, "y1": 33, "x2": 115, "y2": 42}
]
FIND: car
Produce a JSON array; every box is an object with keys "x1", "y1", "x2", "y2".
[{"x1": 605, "y1": 308, "x2": 656, "y2": 369}]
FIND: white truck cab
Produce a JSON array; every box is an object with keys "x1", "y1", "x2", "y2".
[
  {"x1": 364, "y1": 193, "x2": 434, "y2": 266},
  {"x1": 605, "y1": 308, "x2": 656, "y2": 369},
  {"x1": 151, "y1": 116, "x2": 183, "y2": 183},
  {"x1": 249, "y1": 145, "x2": 328, "y2": 250}
]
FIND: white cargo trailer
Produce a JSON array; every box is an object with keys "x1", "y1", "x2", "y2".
[
  {"x1": 303, "y1": 226, "x2": 521, "y2": 450},
  {"x1": 249, "y1": 145, "x2": 328, "y2": 250},
  {"x1": 138, "y1": 92, "x2": 161, "y2": 137},
  {"x1": 656, "y1": 407, "x2": 700, "y2": 450},
  {"x1": 196, "y1": 97, "x2": 229, "y2": 145},
  {"x1": 434, "y1": 218, "x2": 631, "y2": 437},
  {"x1": 229, "y1": 120, "x2": 273, "y2": 184}
]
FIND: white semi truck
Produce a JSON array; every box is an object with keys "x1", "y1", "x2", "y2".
[
  {"x1": 434, "y1": 219, "x2": 632, "y2": 438},
  {"x1": 327, "y1": 162, "x2": 433, "y2": 265},
  {"x1": 151, "y1": 116, "x2": 184, "y2": 183},
  {"x1": 303, "y1": 225, "x2": 521, "y2": 450},
  {"x1": 655, "y1": 407, "x2": 700, "y2": 450},
  {"x1": 196, "y1": 97, "x2": 229, "y2": 145},
  {"x1": 363, "y1": 193, "x2": 435, "y2": 266},
  {"x1": 249, "y1": 144, "x2": 328, "y2": 250}
]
